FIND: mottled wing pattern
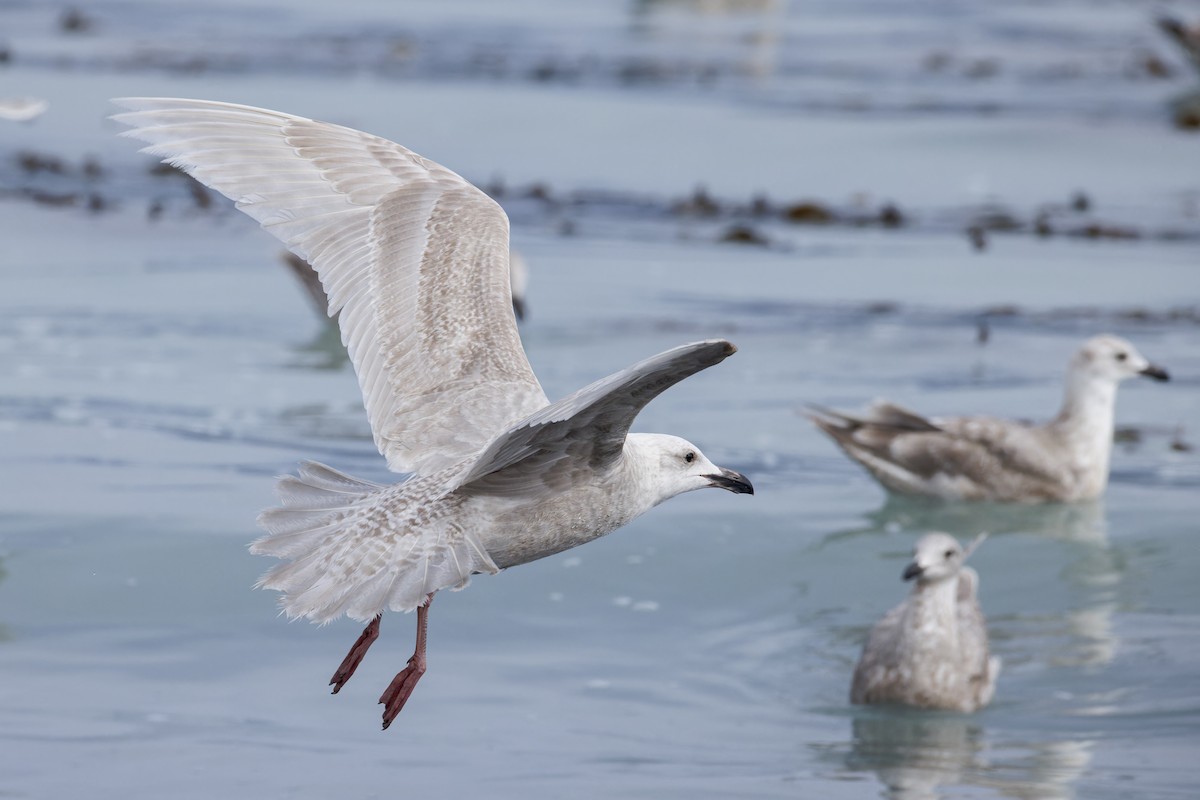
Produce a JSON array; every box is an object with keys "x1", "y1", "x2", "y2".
[
  {"x1": 810, "y1": 402, "x2": 1068, "y2": 500},
  {"x1": 850, "y1": 601, "x2": 908, "y2": 704},
  {"x1": 112, "y1": 98, "x2": 548, "y2": 475},
  {"x1": 451, "y1": 340, "x2": 737, "y2": 496},
  {"x1": 926, "y1": 416, "x2": 1066, "y2": 491}
]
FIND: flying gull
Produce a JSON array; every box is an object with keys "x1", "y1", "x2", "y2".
[
  {"x1": 851, "y1": 532, "x2": 999, "y2": 712},
  {"x1": 808, "y1": 335, "x2": 1169, "y2": 502},
  {"x1": 113, "y1": 98, "x2": 753, "y2": 729}
]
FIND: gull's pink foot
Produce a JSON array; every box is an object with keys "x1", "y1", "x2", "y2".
[
  {"x1": 330, "y1": 614, "x2": 380, "y2": 694},
  {"x1": 378, "y1": 654, "x2": 426, "y2": 730},
  {"x1": 378, "y1": 593, "x2": 433, "y2": 730}
]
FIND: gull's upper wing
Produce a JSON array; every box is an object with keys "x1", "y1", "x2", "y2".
[
  {"x1": 112, "y1": 98, "x2": 548, "y2": 475},
  {"x1": 450, "y1": 340, "x2": 736, "y2": 495}
]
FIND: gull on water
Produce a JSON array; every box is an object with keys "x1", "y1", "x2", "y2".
[
  {"x1": 851, "y1": 533, "x2": 999, "y2": 713},
  {"x1": 113, "y1": 98, "x2": 753, "y2": 729},
  {"x1": 0, "y1": 96, "x2": 48, "y2": 122},
  {"x1": 808, "y1": 335, "x2": 1170, "y2": 503}
]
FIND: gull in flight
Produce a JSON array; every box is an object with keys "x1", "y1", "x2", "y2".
[
  {"x1": 808, "y1": 335, "x2": 1169, "y2": 502},
  {"x1": 851, "y1": 532, "x2": 999, "y2": 712},
  {"x1": 113, "y1": 98, "x2": 753, "y2": 729}
]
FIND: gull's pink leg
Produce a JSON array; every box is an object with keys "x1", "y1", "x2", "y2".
[
  {"x1": 379, "y1": 593, "x2": 434, "y2": 730},
  {"x1": 329, "y1": 614, "x2": 380, "y2": 694}
]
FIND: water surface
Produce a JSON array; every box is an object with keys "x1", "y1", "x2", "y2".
[{"x1": 1, "y1": 2, "x2": 1198, "y2": 798}]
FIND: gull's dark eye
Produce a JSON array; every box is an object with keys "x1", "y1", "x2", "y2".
[
  {"x1": 1115, "y1": 352, "x2": 1128, "y2": 362},
  {"x1": 684, "y1": 451, "x2": 695, "y2": 463},
  {"x1": 944, "y1": 549, "x2": 955, "y2": 559}
]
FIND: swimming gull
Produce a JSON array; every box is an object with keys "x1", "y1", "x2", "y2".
[
  {"x1": 851, "y1": 532, "x2": 999, "y2": 712},
  {"x1": 112, "y1": 97, "x2": 753, "y2": 729},
  {"x1": 0, "y1": 96, "x2": 48, "y2": 122},
  {"x1": 808, "y1": 335, "x2": 1169, "y2": 502}
]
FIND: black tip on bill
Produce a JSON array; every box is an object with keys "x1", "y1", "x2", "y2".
[
  {"x1": 707, "y1": 468, "x2": 754, "y2": 495},
  {"x1": 1139, "y1": 364, "x2": 1170, "y2": 382}
]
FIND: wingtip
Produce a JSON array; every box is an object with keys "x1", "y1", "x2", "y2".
[
  {"x1": 690, "y1": 338, "x2": 736, "y2": 356},
  {"x1": 801, "y1": 403, "x2": 850, "y2": 429},
  {"x1": 801, "y1": 402, "x2": 834, "y2": 418},
  {"x1": 108, "y1": 96, "x2": 159, "y2": 119}
]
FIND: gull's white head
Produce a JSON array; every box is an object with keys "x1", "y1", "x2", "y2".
[
  {"x1": 903, "y1": 532, "x2": 968, "y2": 584},
  {"x1": 1070, "y1": 335, "x2": 1170, "y2": 386},
  {"x1": 627, "y1": 433, "x2": 753, "y2": 506}
]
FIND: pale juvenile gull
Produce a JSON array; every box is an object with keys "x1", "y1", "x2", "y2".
[
  {"x1": 808, "y1": 335, "x2": 1169, "y2": 503},
  {"x1": 851, "y1": 532, "x2": 999, "y2": 712},
  {"x1": 112, "y1": 98, "x2": 752, "y2": 729}
]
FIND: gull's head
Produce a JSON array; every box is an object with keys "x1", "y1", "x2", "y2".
[
  {"x1": 902, "y1": 532, "x2": 967, "y2": 584},
  {"x1": 1071, "y1": 335, "x2": 1169, "y2": 385},
  {"x1": 628, "y1": 433, "x2": 753, "y2": 504}
]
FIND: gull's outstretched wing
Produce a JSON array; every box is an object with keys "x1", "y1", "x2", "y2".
[
  {"x1": 451, "y1": 340, "x2": 737, "y2": 495},
  {"x1": 112, "y1": 98, "x2": 548, "y2": 475}
]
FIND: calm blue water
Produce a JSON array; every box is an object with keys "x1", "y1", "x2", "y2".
[{"x1": 1, "y1": 2, "x2": 1198, "y2": 798}]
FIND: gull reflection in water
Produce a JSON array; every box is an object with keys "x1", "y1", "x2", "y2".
[
  {"x1": 844, "y1": 712, "x2": 1096, "y2": 800},
  {"x1": 824, "y1": 495, "x2": 1108, "y2": 545},
  {"x1": 846, "y1": 712, "x2": 983, "y2": 800}
]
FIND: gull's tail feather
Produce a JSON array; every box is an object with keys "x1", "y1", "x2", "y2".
[
  {"x1": 251, "y1": 462, "x2": 386, "y2": 622},
  {"x1": 804, "y1": 401, "x2": 941, "y2": 433},
  {"x1": 255, "y1": 461, "x2": 383, "y2": 548},
  {"x1": 251, "y1": 461, "x2": 498, "y2": 625},
  {"x1": 270, "y1": 461, "x2": 384, "y2": 512}
]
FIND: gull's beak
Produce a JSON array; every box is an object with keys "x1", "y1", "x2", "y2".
[
  {"x1": 705, "y1": 467, "x2": 754, "y2": 495},
  {"x1": 902, "y1": 561, "x2": 923, "y2": 581},
  {"x1": 1139, "y1": 364, "x2": 1170, "y2": 382}
]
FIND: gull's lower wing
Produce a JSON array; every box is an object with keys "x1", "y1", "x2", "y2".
[{"x1": 112, "y1": 97, "x2": 548, "y2": 475}]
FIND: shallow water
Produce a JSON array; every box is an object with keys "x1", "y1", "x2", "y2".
[{"x1": 1, "y1": 2, "x2": 1199, "y2": 798}]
